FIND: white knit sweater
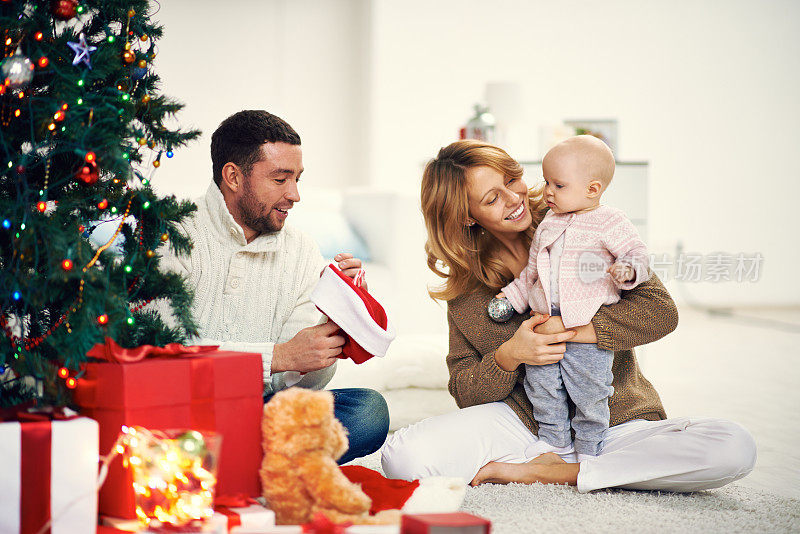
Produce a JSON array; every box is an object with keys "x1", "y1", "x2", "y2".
[{"x1": 160, "y1": 183, "x2": 334, "y2": 395}]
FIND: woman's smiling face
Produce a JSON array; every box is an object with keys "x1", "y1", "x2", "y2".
[{"x1": 465, "y1": 165, "x2": 531, "y2": 238}]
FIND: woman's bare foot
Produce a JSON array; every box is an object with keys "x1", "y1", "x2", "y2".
[{"x1": 470, "y1": 452, "x2": 579, "y2": 486}]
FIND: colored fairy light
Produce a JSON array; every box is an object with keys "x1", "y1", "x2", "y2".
[
  {"x1": 2, "y1": 220, "x2": 10, "y2": 229},
  {"x1": 36, "y1": 201, "x2": 47, "y2": 212},
  {"x1": 166, "y1": 151, "x2": 174, "y2": 158},
  {"x1": 124, "y1": 265, "x2": 132, "y2": 273},
  {"x1": 58, "y1": 367, "x2": 69, "y2": 378},
  {"x1": 77, "y1": 79, "x2": 84, "y2": 87},
  {"x1": 13, "y1": 291, "x2": 21, "y2": 300},
  {"x1": 66, "y1": 377, "x2": 77, "y2": 389},
  {"x1": 127, "y1": 317, "x2": 135, "y2": 325},
  {"x1": 108, "y1": 35, "x2": 115, "y2": 43},
  {"x1": 47, "y1": 123, "x2": 56, "y2": 131},
  {"x1": 62, "y1": 259, "x2": 74, "y2": 271},
  {"x1": 97, "y1": 199, "x2": 108, "y2": 209},
  {"x1": 97, "y1": 314, "x2": 109, "y2": 325},
  {"x1": 122, "y1": 153, "x2": 129, "y2": 159},
  {"x1": 142, "y1": 201, "x2": 150, "y2": 209},
  {"x1": 37, "y1": 56, "x2": 48, "y2": 68},
  {"x1": 34, "y1": 32, "x2": 43, "y2": 41},
  {"x1": 20, "y1": 223, "x2": 25, "y2": 230},
  {"x1": 110, "y1": 206, "x2": 118, "y2": 213},
  {"x1": 54, "y1": 110, "x2": 65, "y2": 121},
  {"x1": 85, "y1": 152, "x2": 96, "y2": 162},
  {"x1": 77, "y1": 98, "x2": 83, "y2": 105},
  {"x1": 14, "y1": 109, "x2": 20, "y2": 117}
]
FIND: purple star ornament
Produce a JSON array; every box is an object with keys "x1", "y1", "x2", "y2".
[{"x1": 67, "y1": 33, "x2": 97, "y2": 69}]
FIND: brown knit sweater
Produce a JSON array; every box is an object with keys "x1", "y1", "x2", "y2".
[{"x1": 446, "y1": 275, "x2": 677, "y2": 436}]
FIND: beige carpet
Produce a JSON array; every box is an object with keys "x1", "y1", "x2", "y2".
[{"x1": 349, "y1": 451, "x2": 800, "y2": 534}]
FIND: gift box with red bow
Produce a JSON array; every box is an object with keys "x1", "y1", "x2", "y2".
[
  {"x1": 214, "y1": 495, "x2": 276, "y2": 532},
  {"x1": 74, "y1": 338, "x2": 264, "y2": 519},
  {"x1": 400, "y1": 512, "x2": 491, "y2": 534},
  {"x1": 0, "y1": 406, "x2": 98, "y2": 534}
]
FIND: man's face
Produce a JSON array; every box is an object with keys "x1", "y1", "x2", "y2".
[{"x1": 236, "y1": 142, "x2": 303, "y2": 236}]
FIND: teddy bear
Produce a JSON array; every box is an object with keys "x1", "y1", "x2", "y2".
[{"x1": 260, "y1": 387, "x2": 401, "y2": 525}]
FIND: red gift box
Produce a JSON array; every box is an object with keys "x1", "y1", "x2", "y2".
[
  {"x1": 74, "y1": 346, "x2": 264, "y2": 519},
  {"x1": 0, "y1": 408, "x2": 98, "y2": 534},
  {"x1": 401, "y1": 512, "x2": 491, "y2": 534}
]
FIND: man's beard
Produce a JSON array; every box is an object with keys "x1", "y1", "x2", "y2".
[{"x1": 237, "y1": 180, "x2": 283, "y2": 235}]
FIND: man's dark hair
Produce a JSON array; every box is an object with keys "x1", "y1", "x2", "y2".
[{"x1": 210, "y1": 110, "x2": 301, "y2": 186}]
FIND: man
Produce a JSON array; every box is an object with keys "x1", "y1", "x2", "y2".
[{"x1": 163, "y1": 110, "x2": 388, "y2": 464}]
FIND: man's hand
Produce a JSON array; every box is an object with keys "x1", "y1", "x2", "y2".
[
  {"x1": 271, "y1": 320, "x2": 346, "y2": 373},
  {"x1": 608, "y1": 261, "x2": 635, "y2": 284},
  {"x1": 334, "y1": 252, "x2": 367, "y2": 290}
]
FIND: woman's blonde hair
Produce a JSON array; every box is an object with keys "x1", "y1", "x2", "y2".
[{"x1": 421, "y1": 140, "x2": 547, "y2": 301}]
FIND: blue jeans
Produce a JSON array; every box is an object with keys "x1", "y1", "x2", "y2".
[{"x1": 264, "y1": 387, "x2": 389, "y2": 465}]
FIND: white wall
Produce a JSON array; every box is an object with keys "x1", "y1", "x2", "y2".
[
  {"x1": 152, "y1": 0, "x2": 799, "y2": 306},
  {"x1": 154, "y1": 0, "x2": 370, "y2": 198},
  {"x1": 368, "y1": 0, "x2": 800, "y2": 306}
]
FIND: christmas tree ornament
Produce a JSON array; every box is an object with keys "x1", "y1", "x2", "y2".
[
  {"x1": 160, "y1": 232, "x2": 169, "y2": 242},
  {"x1": 137, "y1": 59, "x2": 147, "y2": 68},
  {"x1": 131, "y1": 66, "x2": 147, "y2": 80},
  {"x1": 146, "y1": 249, "x2": 155, "y2": 258},
  {"x1": 121, "y1": 50, "x2": 135, "y2": 64},
  {"x1": 1, "y1": 51, "x2": 34, "y2": 89},
  {"x1": 141, "y1": 94, "x2": 151, "y2": 103},
  {"x1": 67, "y1": 33, "x2": 97, "y2": 69},
  {"x1": 51, "y1": 0, "x2": 78, "y2": 20},
  {"x1": 487, "y1": 296, "x2": 515, "y2": 322},
  {"x1": 76, "y1": 160, "x2": 98, "y2": 184}
]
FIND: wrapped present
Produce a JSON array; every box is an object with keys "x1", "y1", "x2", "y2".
[
  {"x1": 0, "y1": 407, "x2": 98, "y2": 534},
  {"x1": 74, "y1": 338, "x2": 264, "y2": 519},
  {"x1": 214, "y1": 495, "x2": 275, "y2": 532},
  {"x1": 400, "y1": 513, "x2": 490, "y2": 534}
]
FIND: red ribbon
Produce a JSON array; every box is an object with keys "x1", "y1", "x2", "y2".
[
  {"x1": 2, "y1": 405, "x2": 79, "y2": 534},
  {"x1": 214, "y1": 494, "x2": 259, "y2": 531},
  {"x1": 86, "y1": 336, "x2": 219, "y2": 363}
]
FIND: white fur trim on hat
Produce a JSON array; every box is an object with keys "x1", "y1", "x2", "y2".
[{"x1": 311, "y1": 266, "x2": 396, "y2": 358}]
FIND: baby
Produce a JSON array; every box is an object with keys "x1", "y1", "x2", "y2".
[{"x1": 495, "y1": 135, "x2": 650, "y2": 462}]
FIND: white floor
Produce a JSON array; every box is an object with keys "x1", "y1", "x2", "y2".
[{"x1": 332, "y1": 305, "x2": 800, "y2": 500}]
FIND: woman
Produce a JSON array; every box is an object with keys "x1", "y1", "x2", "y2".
[{"x1": 380, "y1": 140, "x2": 756, "y2": 492}]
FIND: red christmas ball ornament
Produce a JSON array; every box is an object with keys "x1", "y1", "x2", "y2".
[
  {"x1": 76, "y1": 160, "x2": 98, "y2": 184},
  {"x1": 50, "y1": 0, "x2": 78, "y2": 20}
]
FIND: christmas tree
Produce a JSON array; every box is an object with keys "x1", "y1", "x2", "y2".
[{"x1": 0, "y1": 0, "x2": 200, "y2": 405}]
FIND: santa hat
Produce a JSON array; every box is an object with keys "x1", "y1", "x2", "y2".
[
  {"x1": 339, "y1": 466, "x2": 466, "y2": 515},
  {"x1": 311, "y1": 264, "x2": 396, "y2": 364}
]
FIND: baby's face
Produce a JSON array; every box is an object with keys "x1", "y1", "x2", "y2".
[{"x1": 542, "y1": 152, "x2": 601, "y2": 214}]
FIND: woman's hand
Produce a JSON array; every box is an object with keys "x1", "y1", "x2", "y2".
[
  {"x1": 495, "y1": 313, "x2": 577, "y2": 371},
  {"x1": 334, "y1": 253, "x2": 367, "y2": 290}
]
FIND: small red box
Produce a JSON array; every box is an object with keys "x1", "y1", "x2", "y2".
[
  {"x1": 74, "y1": 350, "x2": 264, "y2": 519},
  {"x1": 401, "y1": 512, "x2": 491, "y2": 534}
]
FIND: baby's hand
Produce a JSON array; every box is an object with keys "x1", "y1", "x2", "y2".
[
  {"x1": 496, "y1": 291, "x2": 506, "y2": 299},
  {"x1": 608, "y1": 262, "x2": 635, "y2": 283}
]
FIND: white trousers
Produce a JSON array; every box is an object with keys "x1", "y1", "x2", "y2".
[{"x1": 380, "y1": 402, "x2": 757, "y2": 493}]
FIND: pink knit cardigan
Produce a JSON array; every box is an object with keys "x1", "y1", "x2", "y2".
[{"x1": 502, "y1": 205, "x2": 650, "y2": 328}]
